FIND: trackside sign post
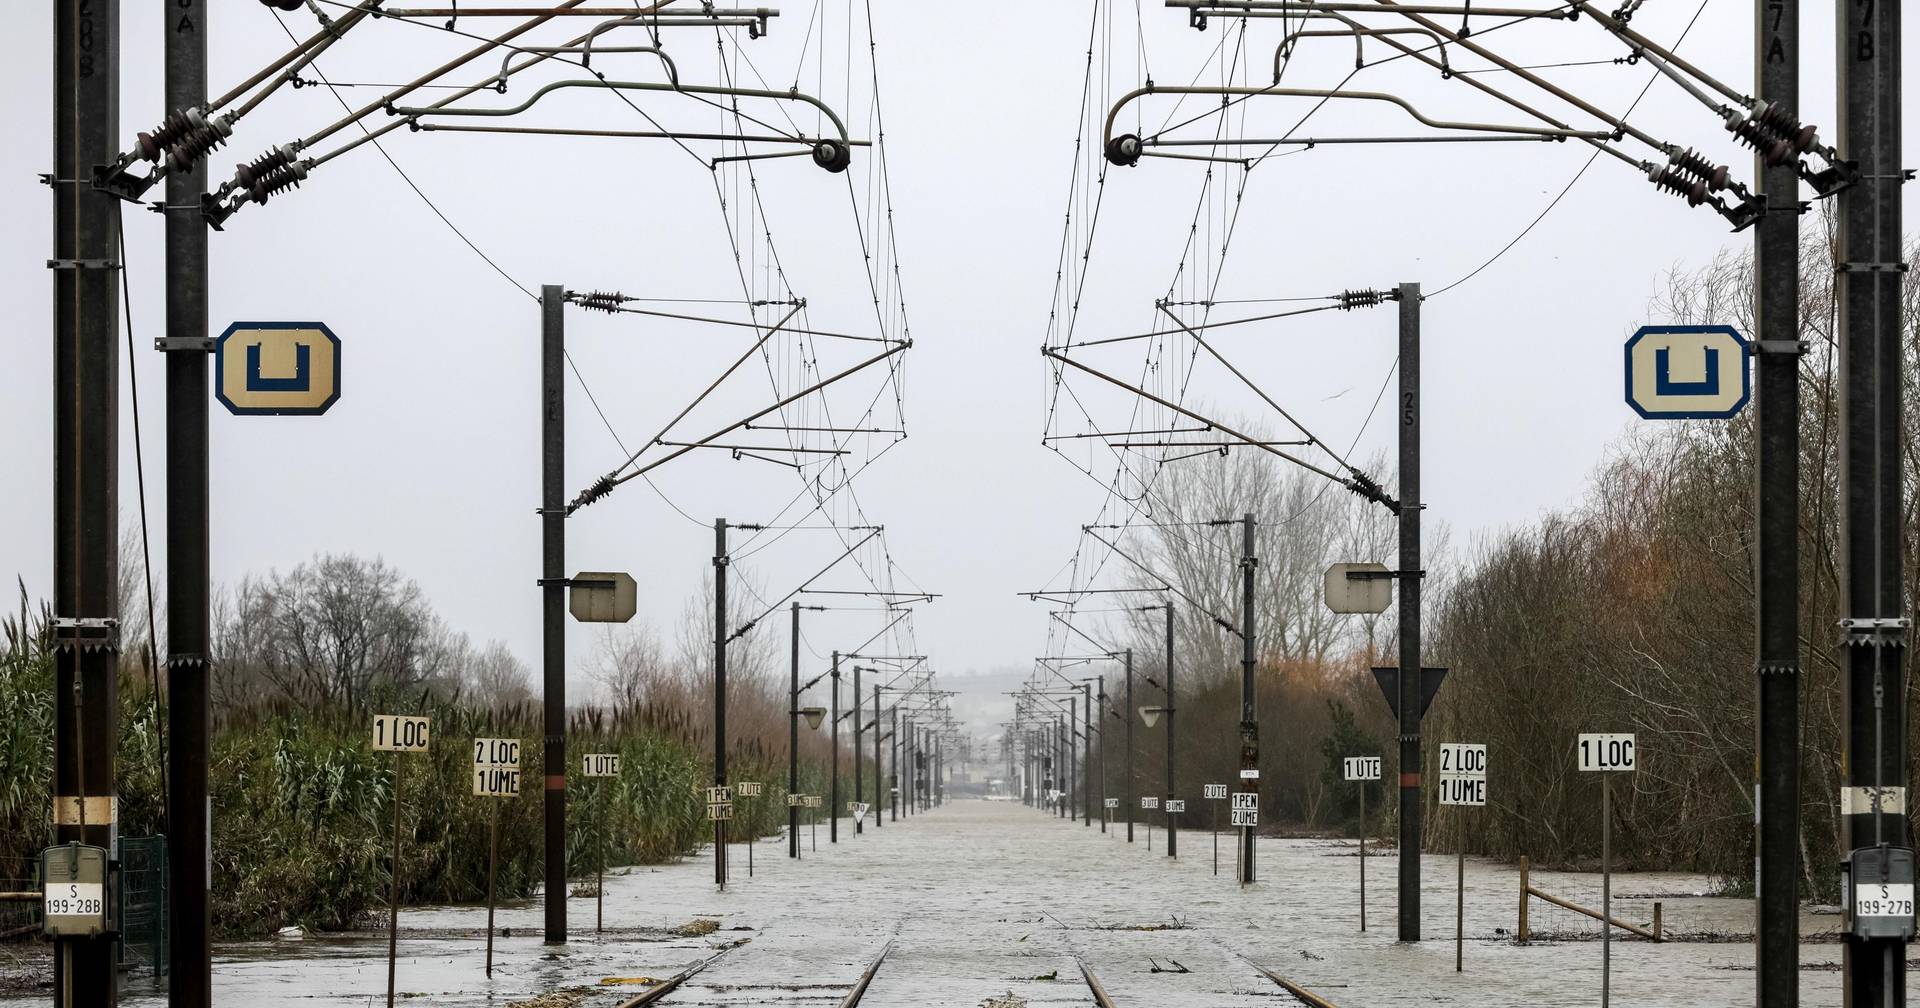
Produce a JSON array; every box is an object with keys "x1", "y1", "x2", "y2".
[
  {"x1": 1205, "y1": 783, "x2": 1229, "y2": 876},
  {"x1": 1344, "y1": 756, "x2": 1383, "y2": 931},
  {"x1": 1440, "y1": 743, "x2": 1488, "y2": 970},
  {"x1": 1579, "y1": 733, "x2": 1636, "y2": 1007},
  {"x1": 581, "y1": 754, "x2": 620, "y2": 932},
  {"x1": 471, "y1": 737, "x2": 520, "y2": 977},
  {"x1": 373, "y1": 714, "x2": 429, "y2": 1008}
]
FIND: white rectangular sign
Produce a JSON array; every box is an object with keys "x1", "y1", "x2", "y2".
[
  {"x1": 1438, "y1": 774, "x2": 1487, "y2": 806},
  {"x1": 1240, "y1": 769, "x2": 1260, "y2": 780},
  {"x1": 1854, "y1": 883, "x2": 1915, "y2": 918},
  {"x1": 372, "y1": 714, "x2": 430, "y2": 752},
  {"x1": 1577, "y1": 733, "x2": 1637, "y2": 772},
  {"x1": 706, "y1": 802, "x2": 734, "y2": 821},
  {"x1": 1103, "y1": 798, "x2": 1118, "y2": 809},
  {"x1": 1440, "y1": 743, "x2": 1487, "y2": 777},
  {"x1": 471, "y1": 737, "x2": 520, "y2": 768},
  {"x1": 1204, "y1": 783, "x2": 1229, "y2": 799},
  {"x1": 1165, "y1": 799, "x2": 1186, "y2": 813},
  {"x1": 43, "y1": 882, "x2": 104, "y2": 920},
  {"x1": 1141, "y1": 797, "x2": 1160, "y2": 809},
  {"x1": 1230, "y1": 808, "x2": 1258, "y2": 827},
  {"x1": 471, "y1": 765, "x2": 521, "y2": 798},
  {"x1": 805, "y1": 795, "x2": 823, "y2": 809},
  {"x1": 1343, "y1": 756, "x2": 1382, "y2": 782},
  {"x1": 1231, "y1": 792, "x2": 1258, "y2": 812},
  {"x1": 787, "y1": 793, "x2": 807, "y2": 807},
  {"x1": 706, "y1": 786, "x2": 732, "y2": 804},
  {"x1": 581, "y1": 753, "x2": 620, "y2": 777},
  {"x1": 735, "y1": 781, "x2": 764, "y2": 798}
]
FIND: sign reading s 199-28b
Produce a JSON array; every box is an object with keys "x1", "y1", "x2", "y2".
[
  {"x1": 216, "y1": 321, "x2": 341, "y2": 416},
  {"x1": 1624, "y1": 324, "x2": 1749, "y2": 420}
]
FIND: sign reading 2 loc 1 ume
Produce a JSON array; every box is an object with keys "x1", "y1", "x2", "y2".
[{"x1": 216, "y1": 321, "x2": 341, "y2": 416}]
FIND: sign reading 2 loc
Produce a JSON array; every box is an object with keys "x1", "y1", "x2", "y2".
[
  {"x1": 372, "y1": 714, "x2": 430, "y2": 752},
  {"x1": 1624, "y1": 324, "x2": 1750, "y2": 420},
  {"x1": 216, "y1": 321, "x2": 342, "y2": 416},
  {"x1": 1578, "y1": 733, "x2": 1636, "y2": 772}
]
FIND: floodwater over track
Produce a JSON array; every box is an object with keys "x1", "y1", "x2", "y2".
[{"x1": 2, "y1": 799, "x2": 1846, "y2": 1006}]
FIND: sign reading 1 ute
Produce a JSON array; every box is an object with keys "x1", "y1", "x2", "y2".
[
  {"x1": 1624, "y1": 324, "x2": 1749, "y2": 420},
  {"x1": 216, "y1": 321, "x2": 342, "y2": 416}
]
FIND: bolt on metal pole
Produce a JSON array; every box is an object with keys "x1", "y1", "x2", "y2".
[
  {"x1": 1751, "y1": 0, "x2": 1802, "y2": 1002},
  {"x1": 163, "y1": 1, "x2": 213, "y2": 1002},
  {"x1": 1395, "y1": 284, "x2": 1423, "y2": 938},
  {"x1": 1165, "y1": 603, "x2": 1177, "y2": 858},
  {"x1": 53, "y1": 2, "x2": 122, "y2": 1003},
  {"x1": 789, "y1": 605, "x2": 800, "y2": 859},
  {"x1": 1837, "y1": 0, "x2": 1908, "y2": 998},
  {"x1": 713, "y1": 519, "x2": 729, "y2": 888},
  {"x1": 1238, "y1": 516, "x2": 1258, "y2": 885},
  {"x1": 539, "y1": 286, "x2": 566, "y2": 942}
]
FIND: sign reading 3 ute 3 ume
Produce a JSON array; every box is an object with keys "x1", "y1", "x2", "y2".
[
  {"x1": 216, "y1": 321, "x2": 341, "y2": 416},
  {"x1": 1624, "y1": 324, "x2": 1750, "y2": 420}
]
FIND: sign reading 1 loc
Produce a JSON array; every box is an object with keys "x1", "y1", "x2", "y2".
[
  {"x1": 1578, "y1": 733, "x2": 1636, "y2": 772},
  {"x1": 372, "y1": 714, "x2": 430, "y2": 752},
  {"x1": 216, "y1": 321, "x2": 342, "y2": 416},
  {"x1": 1624, "y1": 324, "x2": 1750, "y2": 420}
]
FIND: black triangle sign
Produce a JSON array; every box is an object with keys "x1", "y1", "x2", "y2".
[{"x1": 1372, "y1": 666, "x2": 1449, "y2": 720}]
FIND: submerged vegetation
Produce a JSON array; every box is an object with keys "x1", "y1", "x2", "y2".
[{"x1": 0, "y1": 560, "x2": 841, "y2": 938}]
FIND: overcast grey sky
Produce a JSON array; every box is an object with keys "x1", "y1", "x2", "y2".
[{"x1": 4, "y1": 2, "x2": 1914, "y2": 739}]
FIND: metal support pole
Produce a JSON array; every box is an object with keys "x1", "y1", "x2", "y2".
[
  {"x1": 1070, "y1": 697, "x2": 1079, "y2": 823},
  {"x1": 1164, "y1": 603, "x2": 1177, "y2": 857},
  {"x1": 1359, "y1": 787, "x2": 1368, "y2": 930},
  {"x1": 1837, "y1": 0, "x2": 1909, "y2": 997},
  {"x1": 873, "y1": 686, "x2": 883, "y2": 828},
  {"x1": 1602, "y1": 775, "x2": 1612, "y2": 1008},
  {"x1": 1126, "y1": 650, "x2": 1136, "y2": 842},
  {"x1": 830, "y1": 652, "x2": 840, "y2": 843},
  {"x1": 1097, "y1": 679, "x2": 1108, "y2": 833},
  {"x1": 1238, "y1": 516, "x2": 1258, "y2": 885},
  {"x1": 539, "y1": 285, "x2": 565, "y2": 943},
  {"x1": 713, "y1": 520, "x2": 729, "y2": 888},
  {"x1": 891, "y1": 708, "x2": 899, "y2": 821},
  {"x1": 1752, "y1": 0, "x2": 1802, "y2": 1002},
  {"x1": 854, "y1": 665, "x2": 863, "y2": 834},
  {"x1": 53, "y1": 2, "x2": 122, "y2": 1002},
  {"x1": 1082, "y1": 683, "x2": 1093, "y2": 827},
  {"x1": 1395, "y1": 284, "x2": 1422, "y2": 938},
  {"x1": 163, "y1": 2, "x2": 212, "y2": 1002},
  {"x1": 788, "y1": 605, "x2": 800, "y2": 859}
]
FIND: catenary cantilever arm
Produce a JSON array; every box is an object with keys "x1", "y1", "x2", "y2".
[
  {"x1": 394, "y1": 79, "x2": 852, "y2": 147},
  {"x1": 1103, "y1": 83, "x2": 1610, "y2": 159}
]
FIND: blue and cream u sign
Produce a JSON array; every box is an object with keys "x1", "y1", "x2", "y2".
[
  {"x1": 1623, "y1": 324, "x2": 1749, "y2": 420},
  {"x1": 215, "y1": 322, "x2": 341, "y2": 416}
]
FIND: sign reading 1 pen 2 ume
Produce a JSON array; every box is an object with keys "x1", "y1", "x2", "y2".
[{"x1": 215, "y1": 321, "x2": 341, "y2": 416}]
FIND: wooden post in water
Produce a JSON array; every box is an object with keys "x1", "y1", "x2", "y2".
[
  {"x1": 1517, "y1": 856, "x2": 1530, "y2": 945},
  {"x1": 387, "y1": 751, "x2": 403, "y2": 1008}
]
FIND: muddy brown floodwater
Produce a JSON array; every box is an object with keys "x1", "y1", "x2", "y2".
[{"x1": 0, "y1": 799, "x2": 1853, "y2": 1006}]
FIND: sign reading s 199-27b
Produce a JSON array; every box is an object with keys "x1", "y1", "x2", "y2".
[
  {"x1": 1624, "y1": 324, "x2": 1749, "y2": 420},
  {"x1": 216, "y1": 321, "x2": 341, "y2": 416}
]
